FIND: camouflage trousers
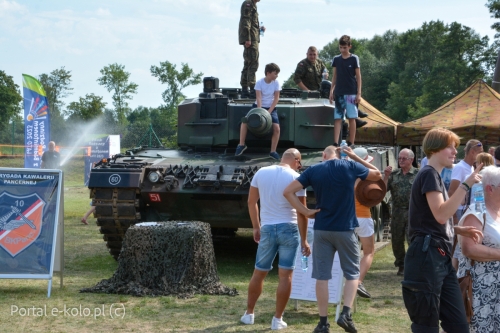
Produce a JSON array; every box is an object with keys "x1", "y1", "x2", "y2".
[
  {"x1": 240, "y1": 42, "x2": 259, "y2": 89},
  {"x1": 391, "y1": 208, "x2": 409, "y2": 268}
]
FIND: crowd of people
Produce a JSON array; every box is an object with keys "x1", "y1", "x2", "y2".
[{"x1": 237, "y1": 1, "x2": 500, "y2": 332}]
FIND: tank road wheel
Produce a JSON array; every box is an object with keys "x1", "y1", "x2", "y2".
[{"x1": 92, "y1": 188, "x2": 141, "y2": 260}]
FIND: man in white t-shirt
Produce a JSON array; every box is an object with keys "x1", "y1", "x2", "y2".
[
  {"x1": 448, "y1": 139, "x2": 483, "y2": 269},
  {"x1": 240, "y1": 148, "x2": 309, "y2": 330},
  {"x1": 235, "y1": 63, "x2": 282, "y2": 160}
]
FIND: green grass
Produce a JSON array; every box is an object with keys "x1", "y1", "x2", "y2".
[{"x1": 0, "y1": 157, "x2": 412, "y2": 332}]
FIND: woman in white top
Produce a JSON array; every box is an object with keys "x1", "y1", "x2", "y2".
[{"x1": 459, "y1": 166, "x2": 500, "y2": 333}]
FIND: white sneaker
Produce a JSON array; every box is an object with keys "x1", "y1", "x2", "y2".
[
  {"x1": 240, "y1": 311, "x2": 254, "y2": 325},
  {"x1": 271, "y1": 316, "x2": 287, "y2": 330}
]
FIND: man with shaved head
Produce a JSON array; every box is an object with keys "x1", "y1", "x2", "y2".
[
  {"x1": 241, "y1": 148, "x2": 309, "y2": 330},
  {"x1": 284, "y1": 145, "x2": 382, "y2": 333}
]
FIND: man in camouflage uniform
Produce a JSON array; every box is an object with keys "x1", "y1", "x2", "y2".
[
  {"x1": 383, "y1": 148, "x2": 418, "y2": 276},
  {"x1": 239, "y1": 0, "x2": 261, "y2": 97},
  {"x1": 293, "y1": 46, "x2": 327, "y2": 92}
]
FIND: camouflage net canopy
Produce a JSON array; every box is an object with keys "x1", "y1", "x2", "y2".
[{"x1": 81, "y1": 221, "x2": 238, "y2": 298}]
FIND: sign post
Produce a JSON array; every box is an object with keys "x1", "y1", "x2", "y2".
[{"x1": 0, "y1": 168, "x2": 64, "y2": 297}]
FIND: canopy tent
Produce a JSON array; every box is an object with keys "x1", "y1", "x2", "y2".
[
  {"x1": 397, "y1": 80, "x2": 500, "y2": 146},
  {"x1": 355, "y1": 98, "x2": 400, "y2": 146}
]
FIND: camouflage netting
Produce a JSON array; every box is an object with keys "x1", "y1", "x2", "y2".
[{"x1": 80, "y1": 221, "x2": 238, "y2": 298}]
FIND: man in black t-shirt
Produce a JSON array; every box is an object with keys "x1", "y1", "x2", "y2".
[{"x1": 41, "y1": 141, "x2": 60, "y2": 169}]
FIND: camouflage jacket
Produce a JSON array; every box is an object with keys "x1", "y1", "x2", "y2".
[
  {"x1": 387, "y1": 167, "x2": 419, "y2": 210},
  {"x1": 293, "y1": 58, "x2": 326, "y2": 91},
  {"x1": 238, "y1": 0, "x2": 260, "y2": 45}
]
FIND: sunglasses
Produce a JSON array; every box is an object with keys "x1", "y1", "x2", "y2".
[{"x1": 295, "y1": 158, "x2": 302, "y2": 167}]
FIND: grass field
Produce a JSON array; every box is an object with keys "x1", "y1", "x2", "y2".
[{"x1": 0, "y1": 158, "x2": 411, "y2": 332}]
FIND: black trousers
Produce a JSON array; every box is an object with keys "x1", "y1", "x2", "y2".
[{"x1": 402, "y1": 236, "x2": 469, "y2": 333}]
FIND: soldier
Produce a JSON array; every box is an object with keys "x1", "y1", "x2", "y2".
[
  {"x1": 293, "y1": 46, "x2": 327, "y2": 92},
  {"x1": 383, "y1": 148, "x2": 419, "y2": 276},
  {"x1": 239, "y1": 0, "x2": 263, "y2": 98}
]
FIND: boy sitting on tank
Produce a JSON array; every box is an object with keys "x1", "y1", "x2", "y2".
[{"x1": 235, "y1": 63, "x2": 281, "y2": 160}]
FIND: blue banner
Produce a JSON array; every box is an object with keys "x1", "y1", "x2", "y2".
[
  {"x1": 22, "y1": 74, "x2": 50, "y2": 169},
  {"x1": 84, "y1": 135, "x2": 110, "y2": 186},
  {"x1": 0, "y1": 169, "x2": 61, "y2": 275}
]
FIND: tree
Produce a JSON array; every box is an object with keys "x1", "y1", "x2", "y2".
[
  {"x1": 66, "y1": 93, "x2": 107, "y2": 121},
  {"x1": 97, "y1": 63, "x2": 138, "y2": 124},
  {"x1": 38, "y1": 67, "x2": 73, "y2": 118},
  {"x1": 486, "y1": 0, "x2": 500, "y2": 38},
  {"x1": 150, "y1": 61, "x2": 203, "y2": 109},
  {"x1": 385, "y1": 21, "x2": 493, "y2": 122},
  {"x1": 0, "y1": 70, "x2": 22, "y2": 134},
  {"x1": 38, "y1": 67, "x2": 73, "y2": 142}
]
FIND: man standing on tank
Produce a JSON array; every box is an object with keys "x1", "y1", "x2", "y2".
[
  {"x1": 294, "y1": 46, "x2": 327, "y2": 92},
  {"x1": 239, "y1": 0, "x2": 263, "y2": 98}
]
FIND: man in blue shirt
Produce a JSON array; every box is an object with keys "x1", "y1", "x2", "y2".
[{"x1": 284, "y1": 145, "x2": 382, "y2": 333}]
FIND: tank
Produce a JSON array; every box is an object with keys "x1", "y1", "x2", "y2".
[{"x1": 87, "y1": 77, "x2": 393, "y2": 259}]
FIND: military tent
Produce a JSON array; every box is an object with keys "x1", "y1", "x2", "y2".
[
  {"x1": 355, "y1": 98, "x2": 399, "y2": 146},
  {"x1": 397, "y1": 80, "x2": 500, "y2": 146}
]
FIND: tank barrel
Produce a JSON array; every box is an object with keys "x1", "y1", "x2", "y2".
[{"x1": 493, "y1": 50, "x2": 500, "y2": 93}]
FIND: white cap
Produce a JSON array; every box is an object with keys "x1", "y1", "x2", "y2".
[{"x1": 353, "y1": 147, "x2": 374, "y2": 163}]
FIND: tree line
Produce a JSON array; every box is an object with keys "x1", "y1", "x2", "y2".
[
  {"x1": 283, "y1": 20, "x2": 498, "y2": 122},
  {"x1": 1, "y1": 2, "x2": 500, "y2": 148}
]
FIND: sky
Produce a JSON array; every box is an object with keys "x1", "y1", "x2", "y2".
[{"x1": 0, "y1": 0, "x2": 497, "y2": 112}]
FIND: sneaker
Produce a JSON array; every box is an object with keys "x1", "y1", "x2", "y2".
[
  {"x1": 313, "y1": 322, "x2": 330, "y2": 333},
  {"x1": 271, "y1": 317, "x2": 287, "y2": 330},
  {"x1": 269, "y1": 152, "x2": 280, "y2": 160},
  {"x1": 235, "y1": 145, "x2": 247, "y2": 156},
  {"x1": 358, "y1": 110, "x2": 368, "y2": 118},
  {"x1": 240, "y1": 311, "x2": 254, "y2": 325},
  {"x1": 397, "y1": 266, "x2": 404, "y2": 276},
  {"x1": 357, "y1": 282, "x2": 371, "y2": 298},
  {"x1": 336, "y1": 312, "x2": 357, "y2": 333}
]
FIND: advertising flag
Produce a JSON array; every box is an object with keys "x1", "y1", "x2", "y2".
[{"x1": 23, "y1": 74, "x2": 51, "y2": 169}]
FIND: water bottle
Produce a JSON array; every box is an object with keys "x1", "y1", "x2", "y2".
[
  {"x1": 322, "y1": 68, "x2": 328, "y2": 80},
  {"x1": 259, "y1": 22, "x2": 264, "y2": 36},
  {"x1": 340, "y1": 140, "x2": 348, "y2": 159},
  {"x1": 301, "y1": 255, "x2": 308, "y2": 272},
  {"x1": 472, "y1": 182, "x2": 484, "y2": 213}
]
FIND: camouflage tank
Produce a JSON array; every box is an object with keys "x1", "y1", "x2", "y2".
[{"x1": 88, "y1": 77, "x2": 394, "y2": 259}]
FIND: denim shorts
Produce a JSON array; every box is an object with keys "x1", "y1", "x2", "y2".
[
  {"x1": 334, "y1": 95, "x2": 358, "y2": 119},
  {"x1": 255, "y1": 223, "x2": 299, "y2": 271},
  {"x1": 252, "y1": 103, "x2": 279, "y2": 124}
]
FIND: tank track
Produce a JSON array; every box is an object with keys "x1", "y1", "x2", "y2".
[{"x1": 91, "y1": 188, "x2": 141, "y2": 260}]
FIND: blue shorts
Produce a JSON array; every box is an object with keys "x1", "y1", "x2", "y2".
[
  {"x1": 334, "y1": 95, "x2": 358, "y2": 119},
  {"x1": 255, "y1": 223, "x2": 299, "y2": 271},
  {"x1": 252, "y1": 103, "x2": 279, "y2": 124}
]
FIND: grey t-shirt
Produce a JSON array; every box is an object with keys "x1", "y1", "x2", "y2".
[{"x1": 409, "y1": 165, "x2": 454, "y2": 255}]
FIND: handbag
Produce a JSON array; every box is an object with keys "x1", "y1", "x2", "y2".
[
  {"x1": 457, "y1": 211, "x2": 486, "y2": 323},
  {"x1": 458, "y1": 266, "x2": 474, "y2": 323}
]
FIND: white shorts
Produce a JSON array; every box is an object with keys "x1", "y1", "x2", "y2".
[{"x1": 355, "y1": 217, "x2": 374, "y2": 238}]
